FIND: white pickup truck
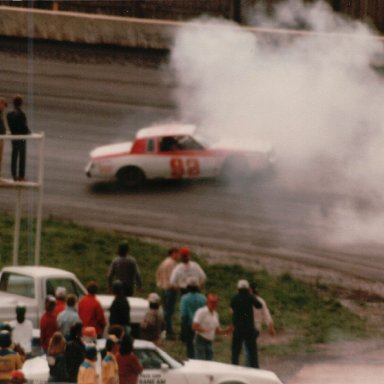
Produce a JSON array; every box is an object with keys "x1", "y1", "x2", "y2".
[{"x1": 0, "y1": 266, "x2": 148, "y2": 332}]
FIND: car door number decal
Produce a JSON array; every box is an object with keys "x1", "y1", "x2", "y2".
[
  {"x1": 170, "y1": 158, "x2": 200, "y2": 177},
  {"x1": 139, "y1": 373, "x2": 166, "y2": 384}
]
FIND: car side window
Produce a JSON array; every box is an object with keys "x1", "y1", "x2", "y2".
[
  {"x1": 46, "y1": 278, "x2": 84, "y2": 298},
  {"x1": 160, "y1": 137, "x2": 179, "y2": 152},
  {"x1": 134, "y1": 348, "x2": 168, "y2": 370},
  {"x1": 0, "y1": 273, "x2": 35, "y2": 298},
  {"x1": 146, "y1": 138, "x2": 155, "y2": 153}
]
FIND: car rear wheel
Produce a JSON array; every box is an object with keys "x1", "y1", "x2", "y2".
[
  {"x1": 220, "y1": 156, "x2": 250, "y2": 184},
  {"x1": 116, "y1": 166, "x2": 146, "y2": 188}
]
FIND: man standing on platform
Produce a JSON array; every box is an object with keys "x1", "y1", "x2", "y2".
[{"x1": 7, "y1": 95, "x2": 30, "y2": 181}]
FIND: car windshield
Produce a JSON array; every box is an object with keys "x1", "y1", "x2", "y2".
[
  {"x1": 155, "y1": 346, "x2": 183, "y2": 368},
  {"x1": 193, "y1": 132, "x2": 216, "y2": 148}
]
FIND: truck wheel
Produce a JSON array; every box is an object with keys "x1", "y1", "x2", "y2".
[{"x1": 117, "y1": 166, "x2": 145, "y2": 188}]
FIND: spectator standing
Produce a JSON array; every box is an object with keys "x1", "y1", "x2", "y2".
[
  {"x1": 109, "y1": 281, "x2": 130, "y2": 332},
  {"x1": 10, "y1": 303, "x2": 33, "y2": 358},
  {"x1": 116, "y1": 335, "x2": 143, "y2": 384},
  {"x1": 6, "y1": 95, "x2": 30, "y2": 181},
  {"x1": 243, "y1": 282, "x2": 276, "y2": 367},
  {"x1": 65, "y1": 322, "x2": 85, "y2": 383},
  {"x1": 77, "y1": 346, "x2": 98, "y2": 384},
  {"x1": 170, "y1": 247, "x2": 206, "y2": 295},
  {"x1": 179, "y1": 277, "x2": 206, "y2": 359},
  {"x1": 40, "y1": 296, "x2": 58, "y2": 353},
  {"x1": 192, "y1": 294, "x2": 232, "y2": 361},
  {"x1": 108, "y1": 242, "x2": 142, "y2": 297},
  {"x1": 155, "y1": 247, "x2": 180, "y2": 339},
  {"x1": 101, "y1": 335, "x2": 119, "y2": 384},
  {"x1": 53, "y1": 286, "x2": 67, "y2": 317},
  {"x1": 140, "y1": 293, "x2": 165, "y2": 345},
  {"x1": 78, "y1": 281, "x2": 107, "y2": 338},
  {"x1": 250, "y1": 282, "x2": 276, "y2": 336},
  {"x1": 0, "y1": 97, "x2": 7, "y2": 177},
  {"x1": 0, "y1": 331, "x2": 22, "y2": 382},
  {"x1": 57, "y1": 294, "x2": 81, "y2": 339},
  {"x1": 47, "y1": 331, "x2": 68, "y2": 383},
  {"x1": 230, "y1": 280, "x2": 262, "y2": 368}
]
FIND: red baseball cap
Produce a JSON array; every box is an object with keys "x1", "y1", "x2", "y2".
[{"x1": 179, "y1": 246, "x2": 191, "y2": 256}]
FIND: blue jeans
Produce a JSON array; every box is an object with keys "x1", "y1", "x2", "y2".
[
  {"x1": 194, "y1": 334, "x2": 213, "y2": 361},
  {"x1": 163, "y1": 289, "x2": 177, "y2": 335}
]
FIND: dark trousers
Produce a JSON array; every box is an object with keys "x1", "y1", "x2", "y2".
[
  {"x1": 181, "y1": 321, "x2": 195, "y2": 358},
  {"x1": 122, "y1": 282, "x2": 134, "y2": 297},
  {"x1": 163, "y1": 289, "x2": 177, "y2": 335},
  {"x1": 11, "y1": 140, "x2": 26, "y2": 179},
  {"x1": 231, "y1": 328, "x2": 259, "y2": 368}
]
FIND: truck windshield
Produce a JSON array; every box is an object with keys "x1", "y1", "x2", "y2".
[
  {"x1": 0, "y1": 273, "x2": 35, "y2": 298},
  {"x1": 46, "y1": 278, "x2": 85, "y2": 298}
]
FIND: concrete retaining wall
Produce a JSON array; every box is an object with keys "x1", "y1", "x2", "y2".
[{"x1": 0, "y1": 6, "x2": 182, "y2": 50}]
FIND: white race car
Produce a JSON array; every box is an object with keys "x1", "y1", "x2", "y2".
[
  {"x1": 85, "y1": 124, "x2": 275, "y2": 187},
  {"x1": 23, "y1": 339, "x2": 283, "y2": 384}
]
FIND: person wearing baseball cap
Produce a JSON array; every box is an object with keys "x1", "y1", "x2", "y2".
[
  {"x1": 170, "y1": 246, "x2": 207, "y2": 295},
  {"x1": 192, "y1": 294, "x2": 232, "y2": 360},
  {"x1": 230, "y1": 279, "x2": 262, "y2": 368},
  {"x1": 140, "y1": 293, "x2": 165, "y2": 345},
  {"x1": 54, "y1": 286, "x2": 67, "y2": 317},
  {"x1": 10, "y1": 303, "x2": 33, "y2": 357}
]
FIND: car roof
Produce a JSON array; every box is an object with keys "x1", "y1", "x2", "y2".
[
  {"x1": 1, "y1": 266, "x2": 75, "y2": 278},
  {"x1": 136, "y1": 124, "x2": 196, "y2": 139}
]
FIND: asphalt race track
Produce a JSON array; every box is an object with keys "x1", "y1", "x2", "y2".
[{"x1": 1, "y1": 39, "x2": 384, "y2": 289}]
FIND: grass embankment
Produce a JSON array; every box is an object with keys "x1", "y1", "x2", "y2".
[{"x1": 0, "y1": 215, "x2": 367, "y2": 363}]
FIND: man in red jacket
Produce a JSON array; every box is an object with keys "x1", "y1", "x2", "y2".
[
  {"x1": 78, "y1": 281, "x2": 106, "y2": 338},
  {"x1": 40, "y1": 295, "x2": 58, "y2": 352}
]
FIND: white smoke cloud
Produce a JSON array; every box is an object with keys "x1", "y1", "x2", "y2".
[{"x1": 169, "y1": 0, "x2": 384, "y2": 245}]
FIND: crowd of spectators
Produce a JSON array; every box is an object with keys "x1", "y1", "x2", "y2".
[{"x1": 0, "y1": 242, "x2": 275, "y2": 382}]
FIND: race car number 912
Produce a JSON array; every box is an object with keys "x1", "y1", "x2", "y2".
[{"x1": 170, "y1": 158, "x2": 200, "y2": 177}]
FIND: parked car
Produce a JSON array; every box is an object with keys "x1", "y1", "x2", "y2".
[
  {"x1": 22, "y1": 339, "x2": 283, "y2": 384},
  {"x1": 85, "y1": 123, "x2": 275, "y2": 187}
]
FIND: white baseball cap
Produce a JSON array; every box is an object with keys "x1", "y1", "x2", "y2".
[
  {"x1": 237, "y1": 279, "x2": 250, "y2": 289},
  {"x1": 148, "y1": 292, "x2": 160, "y2": 304}
]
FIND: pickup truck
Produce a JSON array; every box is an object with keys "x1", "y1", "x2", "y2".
[{"x1": 0, "y1": 266, "x2": 148, "y2": 332}]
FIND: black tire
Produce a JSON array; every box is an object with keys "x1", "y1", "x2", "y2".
[{"x1": 116, "y1": 166, "x2": 145, "y2": 188}]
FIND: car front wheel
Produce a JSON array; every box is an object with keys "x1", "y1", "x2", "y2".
[{"x1": 116, "y1": 166, "x2": 146, "y2": 188}]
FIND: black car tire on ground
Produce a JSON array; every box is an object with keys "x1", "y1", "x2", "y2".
[{"x1": 116, "y1": 166, "x2": 146, "y2": 188}]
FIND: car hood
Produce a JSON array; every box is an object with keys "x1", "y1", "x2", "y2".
[
  {"x1": 96, "y1": 294, "x2": 149, "y2": 323},
  {"x1": 209, "y1": 138, "x2": 273, "y2": 153},
  {"x1": 90, "y1": 141, "x2": 133, "y2": 159},
  {"x1": 181, "y1": 359, "x2": 282, "y2": 383}
]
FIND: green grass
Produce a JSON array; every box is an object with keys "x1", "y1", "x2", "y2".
[{"x1": 0, "y1": 214, "x2": 368, "y2": 362}]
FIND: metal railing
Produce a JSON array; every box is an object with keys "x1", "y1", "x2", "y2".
[{"x1": 0, "y1": 132, "x2": 45, "y2": 266}]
